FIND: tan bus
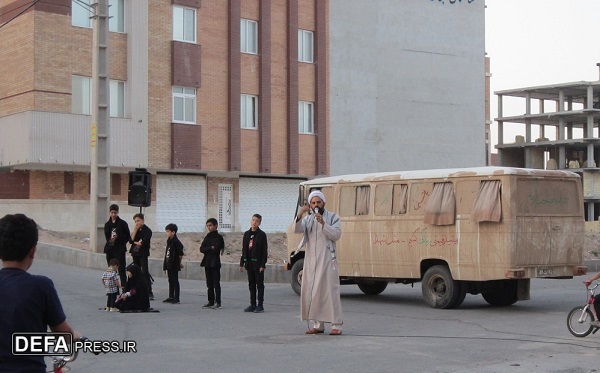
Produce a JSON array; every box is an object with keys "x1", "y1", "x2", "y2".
[{"x1": 285, "y1": 167, "x2": 587, "y2": 309}]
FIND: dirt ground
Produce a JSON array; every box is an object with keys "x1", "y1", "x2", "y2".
[
  {"x1": 38, "y1": 230, "x2": 290, "y2": 266},
  {"x1": 38, "y1": 230, "x2": 600, "y2": 264}
]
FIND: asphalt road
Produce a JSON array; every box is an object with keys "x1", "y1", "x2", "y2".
[{"x1": 29, "y1": 259, "x2": 600, "y2": 373}]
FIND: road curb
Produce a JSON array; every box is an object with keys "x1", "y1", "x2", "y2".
[{"x1": 36, "y1": 242, "x2": 291, "y2": 284}]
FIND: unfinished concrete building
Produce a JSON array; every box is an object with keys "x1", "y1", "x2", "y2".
[{"x1": 495, "y1": 72, "x2": 600, "y2": 222}]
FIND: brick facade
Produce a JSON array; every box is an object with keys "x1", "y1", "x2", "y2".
[{"x1": 0, "y1": 0, "x2": 329, "y2": 230}]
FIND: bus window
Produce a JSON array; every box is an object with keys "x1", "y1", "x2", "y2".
[
  {"x1": 357, "y1": 186, "x2": 370, "y2": 215},
  {"x1": 340, "y1": 185, "x2": 370, "y2": 216},
  {"x1": 375, "y1": 184, "x2": 393, "y2": 215},
  {"x1": 375, "y1": 184, "x2": 407, "y2": 216},
  {"x1": 424, "y1": 182, "x2": 455, "y2": 225},
  {"x1": 516, "y1": 179, "x2": 581, "y2": 216},
  {"x1": 392, "y1": 184, "x2": 408, "y2": 215},
  {"x1": 339, "y1": 187, "x2": 356, "y2": 216},
  {"x1": 471, "y1": 180, "x2": 502, "y2": 222},
  {"x1": 321, "y1": 187, "x2": 334, "y2": 208}
]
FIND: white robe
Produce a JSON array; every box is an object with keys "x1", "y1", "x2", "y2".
[{"x1": 295, "y1": 210, "x2": 343, "y2": 324}]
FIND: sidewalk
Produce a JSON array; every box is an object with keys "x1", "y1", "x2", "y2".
[{"x1": 36, "y1": 242, "x2": 291, "y2": 284}]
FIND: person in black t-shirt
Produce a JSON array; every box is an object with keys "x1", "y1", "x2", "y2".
[
  {"x1": 239, "y1": 214, "x2": 268, "y2": 313},
  {"x1": 200, "y1": 218, "x2": 224, "y2": 309},
  {"x1": 0, "y1": 213, "x2": 80, "y2": 373}
]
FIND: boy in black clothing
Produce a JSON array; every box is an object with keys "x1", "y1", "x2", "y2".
[
  {"x1": 163, "y1": 223, "x2": 184, "y2": 304},
  {"x1": 239, "y1": 214, "x2": 268, "y2": 313},
  {"x1": 130, "y1": 213, "x2": 154, "y2": 300},
  {"x1": 200, "y1": 218, "x2": 225, "y2": 309},
  {"x1": 103, "y1": 204, "x2": 130, "y2": 288}
]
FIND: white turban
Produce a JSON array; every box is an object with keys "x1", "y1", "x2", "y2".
[{"x1": 308, "y1": 190, "x2": 326, "y2": 204}]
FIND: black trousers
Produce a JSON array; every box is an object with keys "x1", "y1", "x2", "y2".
[
  {"x1": 132, "y1": 255, "x2": 153, "y2": 295},
  {"x1": 204, "y1": 267, "x2": 221, "y2": 304},
  {"x1": 167, "y1": 269, "x2": 180, "y2": 301},
  {"x1": 247, "y1": 267, "x2": 265, "y2": 306},
  {"x1": 106, "y1": 292, "x2": 118, "y2": 308},
  {"x1": 105, "y1": 249, "x2": 126, "y2": 288}
]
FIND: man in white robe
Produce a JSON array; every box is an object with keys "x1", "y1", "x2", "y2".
[{"x1": 294, "y1": 190, "x2": 344, "y2": 335}]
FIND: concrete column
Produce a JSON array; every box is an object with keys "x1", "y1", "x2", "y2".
[
  {"x1": 497, "y1": 95, "x2": 503, "y2": 145},
  {"x1": 90, "y1": 0, "x2": 110, "y2": 253},
  {"x1": 525, "y1": 93, "x2": 531, "y2": 142}
]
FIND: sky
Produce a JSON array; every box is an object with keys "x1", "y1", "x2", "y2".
[{"x1": 485, "y1": 0, "x2": 600, "y2": 151}]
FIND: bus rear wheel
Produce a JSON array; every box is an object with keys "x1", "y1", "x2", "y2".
[
  {"x1": 290, "y1": 259, "x2": 304, "y2": 296},
  {"x1": 422, "y1": 265, "x2": 465, "y2": 309},
  {"x1": 482, "y1": 280, "x2": 518, "y2": 306},
  {"x1": 357, "y1": 280, "x2": 388, "y2": 295}
]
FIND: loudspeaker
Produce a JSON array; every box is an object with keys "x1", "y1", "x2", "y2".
[{"x1": 128, "y1": 169, "x2": 152, "y2": 207}]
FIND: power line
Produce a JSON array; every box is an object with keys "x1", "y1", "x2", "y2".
[
  {"x1": 73, "y1": 0, "x2": 94, "y2": 12},
  {"x1": 0, "y1": 1, "x2": 31, "y2": 18},
  {"x1": 0, "y1": 0, "x2": 41, "y2": 30}
]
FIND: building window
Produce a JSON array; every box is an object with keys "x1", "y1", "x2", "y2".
[
  {"x1": 72, "y1": 75, "x2": 92, "y2": 115},
  {"x1": 241, "y1": 19, "x2": 258, "y2": 54},
  {"x1": 111, "y1": 174, "x2": 122, "y2": 196},
  {"x1": 110, "y1": 80, "x2": 125, "y2": 117},
  {"x1": 298, "y1": 29, "x2": 314, "y2": 63},
  {"x1": 64, "y1": 172, "x2": 74, "y2": 194},
  {"x1": 173, "y1": 5, "x2": 196, "y2": 43},
  {"x1": 298, "y1": 101, "x2": 314, "y2": 134},
  {"x1": 241, "y1": 94, "x2": 258, "y2": 129},
  {"x1": 109, "y1": 0, "x2": 124, "y2": 33},
  {"x1": 172, "y1": 86, "x2": 196, "y2": 124},
  {"x1": 71, "y1": 76, "x2": 125, "y2": 117},
  {"x1": 71, "y1": 0, "x2": 125, "y2": 33}
]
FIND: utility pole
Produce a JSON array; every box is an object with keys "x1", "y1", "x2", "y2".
[{"x1": 90, "y1": 0, "x2": 110, "y2": 253}]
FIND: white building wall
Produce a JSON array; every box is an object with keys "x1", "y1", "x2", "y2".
[{"x1": 329, "y1": 0, "x2": 486, "y2": 174}]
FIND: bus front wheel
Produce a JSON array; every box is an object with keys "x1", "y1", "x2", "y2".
[
  {"x1": 291, "y1": 259, "x2": 304, "y2": 296},
  {"x1": 422, "y1": 265, "x2": 465, "y2": 309}
]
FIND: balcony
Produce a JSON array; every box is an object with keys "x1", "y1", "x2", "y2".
[{"x1": 0, "y1": 111, "x2": 147, "y2": 172}]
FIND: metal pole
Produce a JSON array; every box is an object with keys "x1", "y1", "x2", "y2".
[{"x1": 90, "y1": 0, "x2": 110, "y2": 253}]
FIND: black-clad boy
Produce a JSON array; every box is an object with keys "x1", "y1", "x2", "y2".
[
  {"x1": 200, "y1": 218, "x2": 225, "y2": 309},
  {"x1": 163, "y1": 223, "x2": 184, "y2": 304},
  {"x1": 239, "y1": 214, "x2": 268, "y2": 313}
]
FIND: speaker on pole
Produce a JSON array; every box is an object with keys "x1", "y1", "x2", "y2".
[{"x1": 128, "y1": 169, "x2": 152, "y2": 207}]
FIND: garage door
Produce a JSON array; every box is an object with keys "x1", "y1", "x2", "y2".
[
  {"x1": 157, "y1": 174, "x2": 206, "y2": 233},
  {"x1": 238, "y1": 178, "x2": 299, "y2": 233}
]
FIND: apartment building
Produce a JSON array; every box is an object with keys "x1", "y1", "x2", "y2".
[
  {"x1": 495, "y1": 73, "x2": 600, "y2": 222},
  {"x1": 0, "y1": 0, "x2": 328, "y2": 233}
]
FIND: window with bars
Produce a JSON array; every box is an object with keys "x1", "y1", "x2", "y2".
[{"x1": 218, "y1": 185, "x2": 233, "y2": 230}]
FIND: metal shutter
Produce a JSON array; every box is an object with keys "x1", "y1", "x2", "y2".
[
  {"x1": 157, "y1": 174, "x2": 206, "y2": 232},
  {"x1": 238, "y1": 178, "x2": 299, "y2": 233}
]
